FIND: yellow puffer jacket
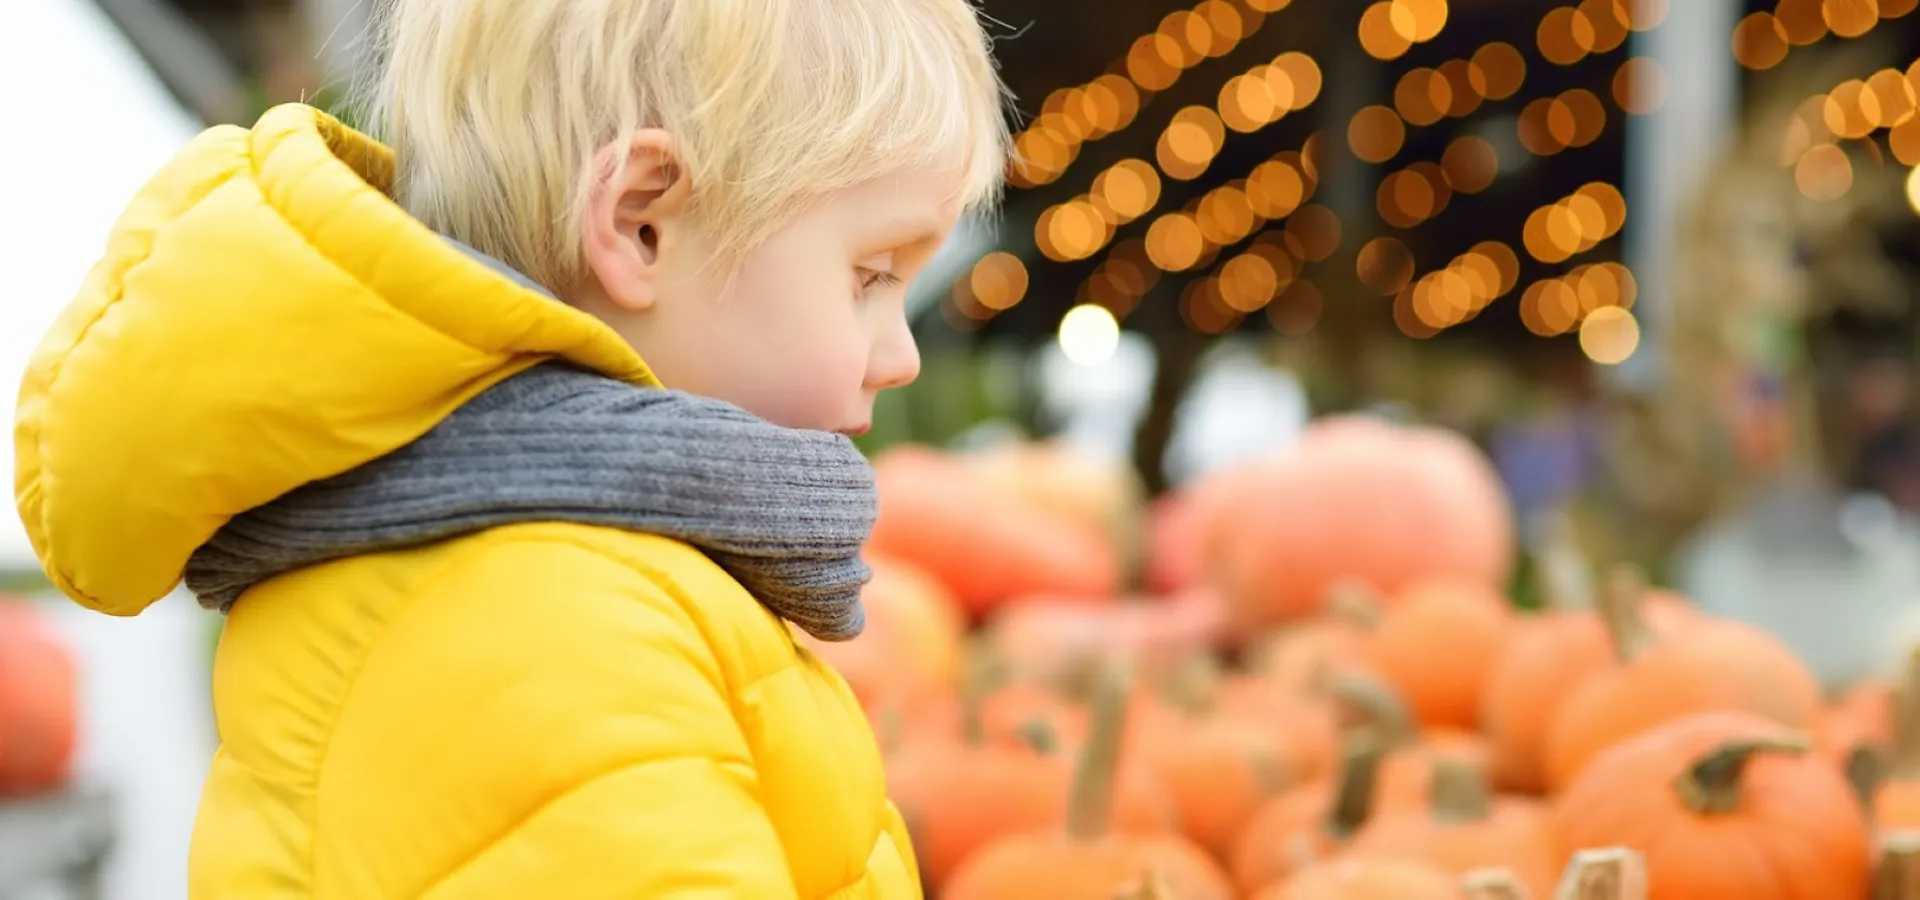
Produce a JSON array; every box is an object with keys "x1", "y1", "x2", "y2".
[{"x1": 14, "y1": 104, "x2": 920, "y2": 899}]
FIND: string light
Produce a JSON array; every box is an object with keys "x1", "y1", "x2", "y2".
[{"x1": 1057, "y1": 304, "x2": 1122, "y2": 366}]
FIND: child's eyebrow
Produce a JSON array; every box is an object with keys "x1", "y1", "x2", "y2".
[{"x1": 866, "y1": 214, "x2": 946, "y2": 248}]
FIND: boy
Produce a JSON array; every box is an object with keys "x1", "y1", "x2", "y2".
[{"x1": 13, "y1": 0, "x2": 1009, "y2": 896}]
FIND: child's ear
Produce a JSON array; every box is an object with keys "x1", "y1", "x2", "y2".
[{"x1": 581, "y1": 129, "x2": 692, "y2": 312}]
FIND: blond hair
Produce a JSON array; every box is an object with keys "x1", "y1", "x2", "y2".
[{"x1": 355, "y1": 0, "x2": 1011, "y2": 292}]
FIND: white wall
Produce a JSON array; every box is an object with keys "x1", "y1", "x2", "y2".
[{"x1": 3, "y1": 3, "x2": 216, "y2": 899}]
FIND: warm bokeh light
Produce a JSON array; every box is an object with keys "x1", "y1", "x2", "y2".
[
  {"x1": 1575, "y1": 182, "x2": 1629, "y2": 235},
  {"x1": 1146, "y1": 213, "x2": 1206, "y2": 270},
  {"x1": 1181, "y1": 279, "x2": 1241, "y2": 334},
  {"x1": 1247, "y1": 159, "x2": 1308, "y2": 218},
  {"x1": 1197, "y1": 186, "x2": 1258, "y2": 246},
  {"x1": 969, "y1": 252, "x2": 1029, "y2": 311},
  {"x1": 1438, "y1": 60, "x2": 1483, "y2": 118},
  {"x1": 1158, "y1": 106, "x2": 1227, "y2": 180},
  {"x1": 1473, "y1": 241, "x2": 1522, "y2": 296},
  {"x1": 1895, "y1": 117, "x2": 1920, "y2": 166},
  {"x1": 1580, "y1": 0, "x2": 1630, "y2": 52},
  {"x1": 1267, "y1": 280, "x2": 1323, "y2": 334},
  {"x1": 1285, "y1": 205, "x2": 1343, "y2": 261},
  {"x1": 1538, "y1": 6, "x2": 1597, "y2": 67},
  {"x1": 1357, "y1": 236, "x2": 1417, "y2": 294},
  {"x1": 1127, "y1": 34, "x2": 1181, "y2": 91},
  {"x1": 1579, "y1": 306, "x2": 1641, "y2": 364},
  {"x1": 1349, "y1": 105, "x2": 1408, "y2": 163},
  {"x1": 1905, "y1": 165, "x2": 1920, "y2": 214},
  {"x1": 1560, "y1": 89, "x2": 1607, "y2": 147},
  {"x1": 1058, "y1": 303, "x2": 1121, "y2": 366},
  {"x1": 1624, "y1": 0, "x2": 1669, "y2": 31},
  {"x1": 1733, "y1": 12, "x2": 1791, "y2": 70},
  {"x1": 1795, "y1": 143, "x2": 1855, "y2": 200},
  {"x1": 1887, "y1": 0, "x2": 1920, "y2": 17},
  {"x1": 1094, "y1": 160, "x2": 1162, "y2": 223},
  {"x1": 1776, "y1": 0, "x2": 1828, "y2": 45},
  {"x1": 1219, "y1": 252, "x2": 1282, "y2": 312},
  {"x1": 1360, "y1": 1, "x2": 1415, "y2": 60},
  {"x1": 1825, "y1": 80, "x2": 1878, "y2": 139},
  {"x1": 1395, "y1": 0, "x2": 1450, "y2": 42},
  {"x1": 1396, "y1": 68, "x2": 1452, "y2": 127},
  {"x1": 1472, "y1": 42, "x2": 1527, "y2": 101},
  {"x1": 1868, "y1": 68, "x2": 1918, "y2": 128},
  {"x1": 1442, "y1": 135, "x2": 1500, "y2": 194},
  {"x1": 1452, "y1": 251, "x2": 1502, "y2": 303},
  {"x1": 1824, "y1": 0, "x2": 1881, "y2": 38},
  {"x1": 1378, "y1": 171, "x2": 1431, "y2": 228},
  {"x1": 1612, "y1": 58, "x2": 1667, "y2": 115},
  {"x1": 1394, "y1": 287, "x2": 1441, "y2": 339},
  {"x1": 1518, "y1": 97, "x2": 1567, "y2": 156},
  {"x1": 1272, "y1": 52, "x2": 1324, "y2": 109}
]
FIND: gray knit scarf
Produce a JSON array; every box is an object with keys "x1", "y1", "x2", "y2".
[{"x1": 183, "y1": 361, "x2": 876, "y2": 641}]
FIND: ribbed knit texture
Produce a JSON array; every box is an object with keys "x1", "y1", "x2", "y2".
[{"x1": 184, "y1": 362, "x2": 876, "y2": 640}]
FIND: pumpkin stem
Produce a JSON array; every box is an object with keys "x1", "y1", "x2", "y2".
[
  {"x1": 1552, "y1": 847, "x2": 1647, "y2": 900},
  {"x1": 1324, "y1": 732, "x2": 1386, "y2": 839},
  {"x1": 1431, "y1": 757, "x2": 1491, "y2": 823},
  {"x1": 1673, "y1": 736, "x2": 1811, "y2": 815},
  {"x1": 1463, "y1": 869, "x2": 1534, "y2": 900},
  {"x1": 1114, "y1": 869, "x2": 1177, "y2": 900},
  {"x1": 1893, "y1": 646, "x2": 1920, "y2": 778},
  {"x1": 1066, "y1": 656, "x2": 1133, "y2": 842},
  {"x1": 1325, "y1": 670, "x2": 1417, "y2": 747},
  {"x1": 875, "y1": 706, "x2": 905, "y2": 756},
  {"x1": 958, "y1": 643, "x2": 1007, "y2": 746},
  {"x1": 1875, "y1": 832, "x2": 1920, "y2": 900},
  {"x1": 1325, "y1": 580, "x2": 1384, "y2": 631},
  {"x1": 1850, "y1": 744, "x2": 1892, "y2": 810},
  {"x1": 1014, "y1": 717, "x2": 1059, "y2": 755},
  {"x1": 1532, "y1": 509, "x2": 1595, "y2": 613},
  {"x1": 1162, "y1": 653, "x2": 1220, "y2": 717},
  {"x1": 1595, "y1": 563, "x2": 1654, "y2": 663}
]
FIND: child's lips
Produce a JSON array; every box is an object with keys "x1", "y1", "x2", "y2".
[{"x1": 841, "y1": 423, "x2": 871, "y2": 437}]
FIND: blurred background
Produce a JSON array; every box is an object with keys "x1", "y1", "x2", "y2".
[{"x1": 5, "y1": 0, "x2": 1920, "y2": 897}]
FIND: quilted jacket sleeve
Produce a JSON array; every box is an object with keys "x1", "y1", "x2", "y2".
[{"x1": 319, "y1": 535, "x2": 801, "y2": 899}]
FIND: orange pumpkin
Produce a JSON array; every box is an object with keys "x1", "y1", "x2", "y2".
[
  {"x1": 1347, "y1": 758, "x2": 1559, "y2": 898},
  {"x1": 1207, "y1": 416, "x2": 1514, "y2": 632},
  {"x1": 867, "y1": 446, "x2": 1121, "y2": 617},
  {"x1": 1229, "y1": 734, "x2": 1397, "y2": 894},
  {"x1": 1480, "y1": 529, "x2": 1690, "y2": 796},
  {"x1": 1553, "y1": 711, "x2": 1871, "y2": 900},
  {"x1": 943, "y1": 660, "x2": 1233, "y2": 900},
  {"x1": 1540, "y1": 568, "x2": 1822, "y2": 792},
  {"x1": 799, "y1": 554, "x2": 964, "y2": 718},
  {"x1": 964, "y1": 439, "x2": 1147, "y2": 570},
  {"x1": 1357, "y1": 579, "x2": 1515, "y2": 730},
  {"x1": 886, "y1": 662, "x2": 1074, "y2": 889},
  {"x1": 1248, "y1": 857, "x2": 1463, "y2": 900},
  {"x1": 1136, "y1": 657, "x2": 1294, "y2": 860},
  {"x1": 1813, "y1": 680, "x2": 1892, "y2": 768},
  {"x1": 1212, "y1": 677, "x2": 1344, "y2": 788},
  {"x1": 0, "y1": 600, "x2": 80, "y2": 796},
  {"x1": 988, "y1": 589, "x2": 1229, "y2": 695},
  {"x1": 1244, "y1": 582, "x2": 1380, "y2": 694}
]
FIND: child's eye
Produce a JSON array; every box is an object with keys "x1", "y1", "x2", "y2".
[{"x1": 858, "y1": 269, "x2": 902, "y2": 291}]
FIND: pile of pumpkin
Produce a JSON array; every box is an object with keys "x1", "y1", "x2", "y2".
[
  {"x1": 804, "y1": 415, "x2": 1920, "y2": 899},
  {"x1": 0, "y1": 594, "x2": 80, "y2": 798}
]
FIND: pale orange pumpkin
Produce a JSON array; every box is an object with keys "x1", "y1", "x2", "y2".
[
  {"x1": 867, "y1": 446, "x2": 1122, "y2": 617},
  {"x1": 1356, "y1": 579, "x2": 1515, "y2": 731},
  {"x1": 1248, "y1": 857, "x2": 1463, "y2": 900},
  {"x1": 0, "y1": 601, "x2": 79, "y2": 796},
  {"x1": 1328, "y1": 671, "x2": 1493, "y2": 808},
  {"x1": 1540, "y1": 568, "x2": 1822, "y2": 792},
  {"x1": 1554, "y1": 711, "x2": 1870, "y2": 900},
  {"x1": 1206, "y1": 417, "x2": 1514, "y2": 632},
  {"x1": 987, "y1": 588, "x2": 1229, "y2": 695},
  {"x1": 943, "y1": 660, "x2": 1233, "y2": 900},
  {"x1": 963, "y1": 439, "x2": 1148, "y2": 571},
  {"x1": 1347, "y1": 758, "x2": 1559, "y2": 898},
  {"x1": 1244, "y1": 582, "x2": 1380, "y2": 694}
]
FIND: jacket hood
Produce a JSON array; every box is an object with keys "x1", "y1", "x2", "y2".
[{"x1": 13, "y1": 103, "x2": 656, "y2": 616}]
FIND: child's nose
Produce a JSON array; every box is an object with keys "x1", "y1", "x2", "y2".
[{"x1": 866, "y1": 311, "x2": 921, "y2": 391}]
